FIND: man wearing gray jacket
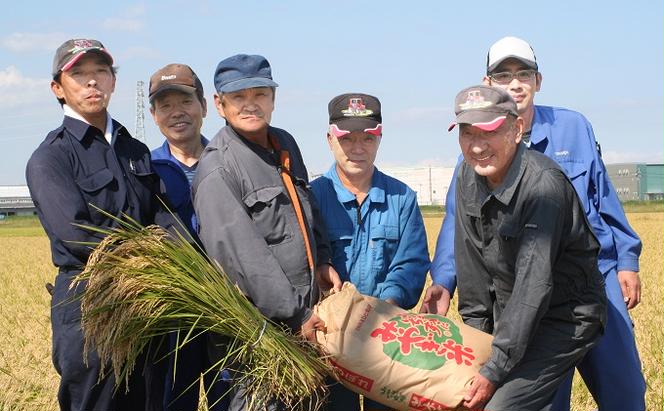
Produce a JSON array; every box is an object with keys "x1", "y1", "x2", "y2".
[{"x1": 192, "y1": 54, "x2": 341, "y2": 410}]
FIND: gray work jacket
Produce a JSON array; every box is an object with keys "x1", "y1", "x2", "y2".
[
  {"x1": 455, "y1": 144, "x2": 607, "y2": 385},
  {"x1": 192, "y1": 125, "x2": 330, "y2": 331}
]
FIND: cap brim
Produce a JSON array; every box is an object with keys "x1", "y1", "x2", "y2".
[
  {"x1": 448, "y1": 115, "x2": 507, "y2": 132},
  {"x1": 149, "y1": 84, "x2": 198, "y2": 101},
  {"x1": 218, "y1": 77, "x2": 279, "y2": 93},
  {"x1": 330, "y1": 123, "x2": 382, "y2": 137},
  {"x1": 60, "y1": 48, "x2": 114, "y2": 74},
  {"x1": 487, "y1": 56, "x2": 537, "y2": 74},
  {"x1": 330, "y1": 117, "x2": 381, "y2": 135}
]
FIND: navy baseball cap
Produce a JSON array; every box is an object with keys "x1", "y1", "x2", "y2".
[{"x1": 213, "y1": 54, "x2": 279, "y2": 94}]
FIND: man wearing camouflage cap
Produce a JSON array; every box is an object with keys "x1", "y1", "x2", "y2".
[
  {"x1": 448, "y1": 85, "x2": 606, "y2": 410},
  {"x1": 26, "y1": 39, "x2": 181, "y2": 410}
]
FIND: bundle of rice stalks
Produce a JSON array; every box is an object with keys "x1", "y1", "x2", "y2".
[{"x1": 72, "y1": 216, "x2": 330, "y2": 410}]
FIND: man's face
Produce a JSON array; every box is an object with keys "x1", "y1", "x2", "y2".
[
  {"x1": 150, "y1": 90, "x2": 207, "y2": 145},
  {"x1": 485, "y1": 59, "x2": 541, "y2": 114},
  {"x1": 51, "y1": 53, "x2": 115, "y2": 117},
  {"x1": 215, "y1": 87, "x2": 274, "y2": 137},
  {"x1": 328, "y1": 131, "x2": 381, "y2": 180},
  {"x1": 459, "y1": 116, "x2": 523, "y2": 189}
]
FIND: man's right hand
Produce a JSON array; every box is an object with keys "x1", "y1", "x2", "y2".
[
  {"x1": 419, "y1": 284, "x2": 451, "y2": 315},
  {"x1": 300, "y1": 313, "x2": 326, "y2": 343}
]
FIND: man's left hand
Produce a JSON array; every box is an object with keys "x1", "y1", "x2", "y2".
[
  {"x1": 462, "y1": 373, "x2": 496, "y2": 411},
  {"x1": 315, "y1": 263, "x2": 343, "y2": 294},
  {"x1": 618, "y1": 270, "x2": 641, "y2": 309}
]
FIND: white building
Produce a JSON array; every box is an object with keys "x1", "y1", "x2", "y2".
[
  {"x1": 310, "y1": 166, "x2": 455, "y2": 206},
  {"x1": 0, "y1": 185, "x2": 36, "y2": 217}
]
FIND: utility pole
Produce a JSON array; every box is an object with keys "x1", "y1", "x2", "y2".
[{"x1": 135, "y1": 80, "x2": 146, "y2": 143}]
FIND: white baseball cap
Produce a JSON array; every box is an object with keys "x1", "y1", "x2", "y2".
[{"x1": 486, "y1": 36, "x2": 538, "y2": 74}]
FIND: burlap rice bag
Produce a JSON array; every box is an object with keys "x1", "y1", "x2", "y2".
[{"x1": 315, "y1": 283, "x2": 493, "y2": 410}]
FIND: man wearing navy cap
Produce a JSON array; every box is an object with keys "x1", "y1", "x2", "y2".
[
  {"x1": 449, "y1": 85, "x2": 606, "y2": 410},
  {"x1": 26, "y1": 39, "x2": 181, "y2": 410},
  {"x1": 192, "y1": 54, "x2": 341, "y2": 410},
  {"x1": 422, "y1": 36, "x2": 646, "y2": 411}
]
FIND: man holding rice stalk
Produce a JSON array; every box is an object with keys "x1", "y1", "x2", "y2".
[
  {"x1": 311, "y1": 93, "x2": 430, "y2": 411},
  {"x1": 148, "y1": 63, "x2": 229, "y2": 411},
  {"x1": 192, "y1": 54, "x2": 342, "y2": 410},
  {"x1": 26, "y1": 39, "x2": 181, "y2": 410},
  {"x1": 448, "y1": 85, "x2": 607, "y2": 410}
]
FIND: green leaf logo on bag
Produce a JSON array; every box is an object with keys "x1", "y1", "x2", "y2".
[{"x1": 370, "y1": 313, "x2": 476, "y2": 370}]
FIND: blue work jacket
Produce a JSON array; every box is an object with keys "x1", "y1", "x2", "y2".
[
  {"x1": 311, "y1": 165, "x2": 430, "y2": 309},
  {"x1": 431, "y1": 105, "x2": 642, "y2": 292},
  {"x1": 151, "y1": 137, "x2": 208, "y2": 237}
]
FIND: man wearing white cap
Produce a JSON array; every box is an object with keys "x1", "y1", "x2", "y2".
[{"x1": 422, "y1": 36, "x2": 646, "y2": 410}]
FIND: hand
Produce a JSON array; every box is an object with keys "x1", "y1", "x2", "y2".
[
  {"x1": 618, "y1": 270, "x2": 641, "y2": 309},
  {"x1": 462, "y1": 373, "x2": 496, "y2": 410},
  {"x1": 385, "y1": 298, "x2": 399, "y2": 306},
  {"x1": 315, "y1": 263, "x2": 343, "y2": 294},
  {"x1": 419, "y1": 284, "x2": 451, "y2": 315},
  {"x1": 300, "y1": 313, "x2": 326, "y2": 343}
]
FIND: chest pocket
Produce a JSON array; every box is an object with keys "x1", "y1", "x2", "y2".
[
  {"x1": 558, "y1": 160, "x2": 590, "y2": 214},
  {"x1": 76, "y1": 168, "x2": 120, "y2": 217},
  {"x1": 370, "y1": 225, "x2": 399, "y2": 273},
  {"x1": 243, "y1": 186, "x2": 293, "y2": 246},
  {"x1": 328, "y1": 227, "x2": 353, "y2": 277},
  {"x1": 129, "y1": 159, "x2": 160, "y2": 193}
]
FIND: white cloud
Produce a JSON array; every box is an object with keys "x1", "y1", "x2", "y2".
[
  {"x1": 602, "y1": 150, "x2": 663, "y2": 165},
  {"x1": 102, "y1": 3, "x2": 146, "y2": 32},
  {"x1": 0, "y1": 66, "x2": 51, "y2": 109},
  {"x1": 1, "y1": 32, "x2": 68, "y2": 52}
]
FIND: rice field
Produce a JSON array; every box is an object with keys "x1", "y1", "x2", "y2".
[{"x1": 0, "y1": 213, "x2": 661, "y2": 410}]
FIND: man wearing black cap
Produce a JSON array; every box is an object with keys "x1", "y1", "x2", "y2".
[
  {"x1": 311, "y1": 93, "x2": 429, "y2": 411},
  {"x1": 423, "y1": 36, "x2": 646, "y2": 411},
  {"x1": 26, "y1": 39, "x2": 180, "y2": 410},
  {"x1": 148, "y1": 63, "x2": 230, "y2": 411},
  {"x1": 448, "y1": 85, "x2": 606, "y2": 410},
  {"x1": 192, "y1": 54, "x2": 341, "y2": 410}
]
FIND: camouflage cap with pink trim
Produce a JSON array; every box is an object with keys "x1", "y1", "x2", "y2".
[
  {"x1": 448, "y1": 85, "x2": 518, "y2": 132},
  {"x1": 52, "y1": 39, "x2": 113, "y2": 78}
]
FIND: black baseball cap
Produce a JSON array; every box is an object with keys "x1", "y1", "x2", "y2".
[
  {"x1": 448, "y1": 85, "x2": 518, "y2": 132},
  {"x1": 328, "y1": 93, "x2": 382, "y2": 137}
]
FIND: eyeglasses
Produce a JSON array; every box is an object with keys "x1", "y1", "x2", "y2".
[{"x1": 489, "y1": 70, "x2": 537, "y2": 84}]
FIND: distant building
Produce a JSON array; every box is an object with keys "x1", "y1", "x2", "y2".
[
  {"x1": 0, "y1": 185, "x2": 36, "y2": 217},
  {"x1": 606, "y1": 163, "x2": 663, "y2": 202},
  {"x1": 310, "y1": 166, "x2": 455, "y2": 206}
]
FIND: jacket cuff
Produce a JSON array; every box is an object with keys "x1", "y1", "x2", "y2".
[
  {"x1": 617, "y1": 256, "x2": 639, "y2": 273},
  {"x1": 380, "y1": 287, "x2": 405, "y2": 307},
  {"x1": 479, "y1": 359, "x2": 507, "y2": 386},
  {"x1": 285, "y1": 307, "x2": 312, "y2": 333},
  {"x1": 434, "y1": 275, "x2": 457, "y2": 296}
]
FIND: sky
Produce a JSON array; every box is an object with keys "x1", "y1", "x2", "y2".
[{"x1": 0, "y1": 1, "x2": 662, "y2": 185}]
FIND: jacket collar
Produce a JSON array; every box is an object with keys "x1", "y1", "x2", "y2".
[
  {"x1": 325, "y1": 164, "x2": 385, "y2": 205},
  {"x1": 460, "y1": 143, "x2": 528, "y2": 213},
  {"x1": 152, "y1": 135, "x2": 209, "y2": 162},
  {"x1": 62, "y1": 113, "x2": 126, "y2": 145},
  {"x1": 529, "y1": 105, "x2": 550, "y2": 146}
]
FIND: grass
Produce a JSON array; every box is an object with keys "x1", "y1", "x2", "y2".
[{"x1": 0, "y1": 212, "x2": 661, "y2": 410}]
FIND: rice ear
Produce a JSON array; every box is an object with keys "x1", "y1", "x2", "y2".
[{"x1": 73, "y1": 216, "x2": 329, "y2": 409}]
